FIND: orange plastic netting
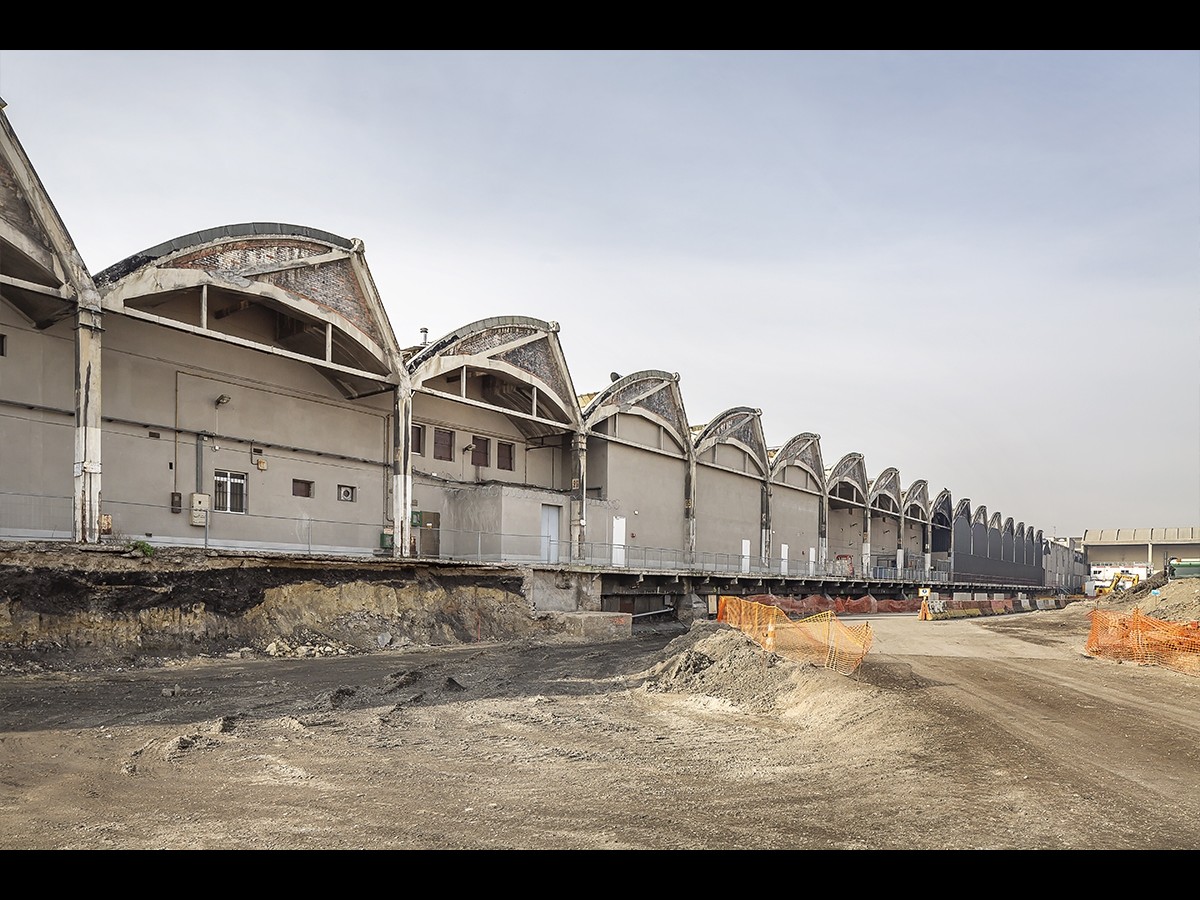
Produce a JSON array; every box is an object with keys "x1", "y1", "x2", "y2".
[
  {"x1": 717, "y1": 596, "x2": 873, "y2": 675},
  {"x1": 1085, "y1": 607, "x2": 1200, "y2": 677}
]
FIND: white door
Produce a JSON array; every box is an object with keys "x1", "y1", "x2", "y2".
[
  {"x1": 740, "y1": 539, "x2": 751, "y2": 574},
  {"x1": 540, "y1": 505, "x2": 560, "y2": 563},
  {"x1": 780, "y1": 543, "x2": 789, "y2": 576},
  {"x1": 612, "y1": 515, "x2": 626, "y2": 567}
]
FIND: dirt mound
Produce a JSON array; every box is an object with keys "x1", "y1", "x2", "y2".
[
  {"x1": 1089, "y1": 577, "x2": 1200, "y2": 623},
  {"x1": 640, "y1": 620, "x2": 813, "y2": 712}
]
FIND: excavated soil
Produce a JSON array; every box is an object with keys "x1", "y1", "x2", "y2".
[{"x1": 2, "y1": 546, "x2": 1198, "y2": 849}]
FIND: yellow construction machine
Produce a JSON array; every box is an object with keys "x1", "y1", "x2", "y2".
[{"x1": 1095, "y1": 571, "x2": 1140, "y2": 595}]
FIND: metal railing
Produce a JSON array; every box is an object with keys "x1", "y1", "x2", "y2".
[
  {"x1": 0, "y1": 490, "x2": 74, "y2": 541},
  {"x1": 0, "y1": 491, "x2": 967, "y2": 584},
  {"x1": 412, "y1": 527, "x2": 950, "y2": 582}
]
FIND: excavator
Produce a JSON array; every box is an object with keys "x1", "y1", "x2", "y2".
[{"x1": 1095, "y1": 571, "x2": 1140, "y2": 595}]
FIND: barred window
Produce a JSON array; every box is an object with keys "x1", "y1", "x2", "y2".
[
  {"x1": 434, "y1": 428, "x2": 454, "y2": 461},
  {"x1": 497, "y1": 441, "x2": 514, "y2": 471},
  {"x1": 214, "y1": 470, "x2": 247, "y2": 514}
]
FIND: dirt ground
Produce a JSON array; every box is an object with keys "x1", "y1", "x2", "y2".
[{"x1": 2, "y1": 578, "x2": 1198, "y2": 850}]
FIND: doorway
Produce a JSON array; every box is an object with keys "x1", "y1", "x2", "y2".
[{"x1": 540, "y1": 505, "x2": 560, "y2": 563}]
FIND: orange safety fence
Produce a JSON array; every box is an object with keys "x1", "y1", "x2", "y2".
[
  {"x1": 717, "y1": 596, "x2": 873, "y2": 675},
  {"x1": 1085, "y1": 607, "x2": 1200, "y2": 677}
]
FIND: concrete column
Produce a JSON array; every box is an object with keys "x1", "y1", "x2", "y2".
[
  {"x1": 73, "y1": 304, "x2": 103, "y2": 543},
  {"x1": 861, "y1": 506, "x2": 871, "y2": 576},
  {"x1": 570, "y1": 431, "x2": 586, "y2": 560},
  {"x1": 394, "y1": 384, "x2": 412, "y2": 559},
  {"x1": 684, "y1": 455, "x2": 696, "y2": 563},
  {"x1": 760, "y1": 481, "x2": 771, "y2": 563},
  {"x1": 818, "y1": 494, "x2": 828, "y2": 568}
]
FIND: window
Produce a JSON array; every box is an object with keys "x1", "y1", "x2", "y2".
[
  {"x1": 412, "y1": 424, "x2": 425, "y2": 456},
  {"x1": 337, "y1": 484, "x2": 357, "y2": 502},
  {"x1": 497, "y1": 441, "x2": 514, "y2": 471},
  {"x1": 434, "y1": 427, "x2": 454, "y2": 461},
  {"x1": 471, "y1": 436, "x2": 490, "y2": 467},
  {"x1": 0, "y1": 333, "x2": 6, "y2": 356},
  {"x1": 214, "y1": 470, "x2": 247, "y2": 514},
  {"x1": 292, "y1": 479, "x2": 314, "y2": 498}
]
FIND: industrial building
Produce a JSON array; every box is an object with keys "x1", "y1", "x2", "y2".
[{"x1": 1, "y1": 96, "x2": 1091, "y2": 594}]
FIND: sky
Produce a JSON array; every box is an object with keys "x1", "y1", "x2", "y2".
[{"x1": 2, "y1": 49, "x2": 1197, "y2": 538}]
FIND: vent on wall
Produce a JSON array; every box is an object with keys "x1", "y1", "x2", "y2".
[{"x1": 338, "y1": 485, "x2": 357, "y2": 502}]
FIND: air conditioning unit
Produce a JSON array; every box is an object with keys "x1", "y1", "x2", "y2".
[{"x1": 338, "y1": 485, "x2": 356, "y2": 502}]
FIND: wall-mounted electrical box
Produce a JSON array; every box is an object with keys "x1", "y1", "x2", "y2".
[
  {"x1": 171, "y1": 491, "x2": 183, "y2": 513},
  {"x1": 190, "y1": 492, "x2": 211, "y2": 526}
]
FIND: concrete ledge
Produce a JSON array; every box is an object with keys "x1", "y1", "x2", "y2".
[{"x1": 547, "y1": 610, "x2": 632, "y2": 641}]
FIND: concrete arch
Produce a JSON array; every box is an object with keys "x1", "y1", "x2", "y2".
[
  {"x1": 0, "y1": 100, "x2": 105, "y2": 541},
  {"x1": 769, "y1": 433, "x2": 825, "y2": 491},
  {"x1": 954, "y1": 497, "x2": 973, "y2": 523},
  {"x1": 767, "y1": 433, "x2": 825, "y2": 574},
  {"x1": 825, "y1": 453, "x2": 869, "y2": 576},
  {"x1": 1002, "y1": 516, "x2": 1016, "y2": 563},
  {"x1": 826, "y1": 452, "x2": 869, "y2": 507},
  {"x1": 900, "y1": 479, "x2": 931, "y2": 573},
  {"x1": 867, "y1": 468, "x2": 902, "y2": 572},
  {"x1": 987, "y1": 511, "x2": 1003, "y2": 559},
  {"x1": 902, "y1": 480, "x2": 930, "y2": 523},
  {"x1": 869, "y1": 467, "x2": 901, "y2": 514},
  {"x1": 692, "y1": 407, "x2": 770, "y2": 564},
  {"x1": 930, "y1": 489, "x2": 953, "y2": 562},
  {"x1": 693, "y1": 407, "x2": 769, "y2": 478},
  {"x1": 95, "y1": 224, "x2": 404, "y2": 391},
  {"x1": 580, "y1": 370, "x2": 693, "y2": 560},
  {"x1": 971, "y1": 506, "x2": 989, "y2": 559},
  {"x1": 931, "y1": 489, "x2": 954, "y2": 529},
  {"x1": 407, "y1": 316, "x2": 582, "y2": 437},
  {"x1": 401, "y1": 316, "x2": 586, "y2": 562},
  {"x1": 582, "y1": 370, "x2": 691, "y2": 455},
  {"x1": 952, "y1": 498, "x2": 974, "y2": 564}
]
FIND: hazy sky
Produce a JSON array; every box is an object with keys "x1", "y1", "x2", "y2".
[{"x1": 2, "y1": 50, "x2": 1197, "y2": 537}]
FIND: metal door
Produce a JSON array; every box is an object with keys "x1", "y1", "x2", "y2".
[
  {"x1": 418, "y1": 511, "x2": 440, "y2": 557},
  {"x1": 612, "y1": 515, "x2": 626, "y2": 567},
  {"x1": 540, "y1": 505, "x2": 560, "y2": 563}
]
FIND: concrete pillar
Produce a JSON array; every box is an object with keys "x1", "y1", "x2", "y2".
[
  {"x1": 73, "y1": 303, "x2": 103, "y2": 543},
  {"x1": 760, "y1": 481, "x2": 771, "y2": 564},
  {"x1": 818, "y1": 494, "x2": 828, "y2": 569},
  {"x1": 684, "y1": 455, "x2": 696, "y2": 563},
  {"x1": 570, "y1": 431, "x2": 587, "y2": 561},
  {"x1": 395, "y1": 384, "x2": 412, "y2": 558},
  {"x1": 861, "y1": 506, "x2": 871, "y2": 577}
]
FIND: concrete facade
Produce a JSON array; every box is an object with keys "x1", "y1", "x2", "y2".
[
  {"x1": 0, "y1": 96, "x2": 1135, "y2": 597},
  {"x1": 1080, "y1": 527, "x2": 1200, "y2": 574}
]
